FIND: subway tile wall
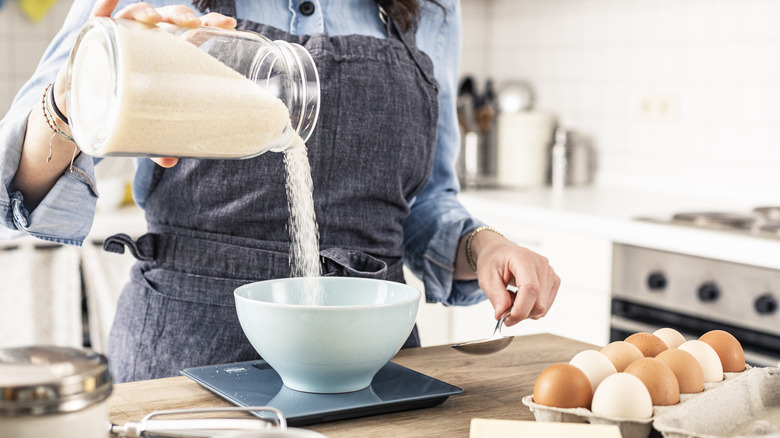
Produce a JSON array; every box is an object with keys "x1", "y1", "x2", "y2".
[
  {"x1": 0, "y1": 0, "x2": 73, "y2": 117},
  {"x1": 461, "y1": 0, "x2": 780, "y2": 198}
]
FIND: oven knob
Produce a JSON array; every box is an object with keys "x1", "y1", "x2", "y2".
[
  {"x1": 697, "y1": 282, "x2": 720, "y2": 302},
  {"x1": 755, "y1": 294, "x2": 777, "y2": 315},
  {"x1": 647, "y1": 272, "x2": 667, "y2": 291}
]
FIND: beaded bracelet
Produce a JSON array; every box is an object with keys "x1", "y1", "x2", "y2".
[
  {"x1": 42, "y1": 84, "x2": 74, "y2": 142},
  {"x1": 49, "y1": 81, "x2": 69, "y2": 125},
  {"x1": 466, "y1": 226, "x2": 506, "y2": 272},
  {"x1": 42, "y1": 83, "x2": 77, "y2": 164}
]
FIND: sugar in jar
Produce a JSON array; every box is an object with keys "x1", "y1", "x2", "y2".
[{"x1": 66, "y1": 17, "x2": 320, "y2": 158}]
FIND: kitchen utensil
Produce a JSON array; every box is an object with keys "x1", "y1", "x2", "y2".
[
  {"x1": 110, "y1": 406, "x2": 328, "y2": 437},
  {"x1": 475, "y1": 79, "x2": 499, "y2": 185},
  {"x1": 234, "y1": 277, "x2": 420, "y2": 393},
  {"x1": 451, "y1": 285, "x2": 518, "y2": 355},
  {"x1": 456, "y1": 76, "x2": 478, "y2": 189},
  {"x1": 0, "y1": 346, "x2": 112, "y2": 438}
]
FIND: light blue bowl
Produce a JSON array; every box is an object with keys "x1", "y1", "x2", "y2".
[{"x1": 234, "y1": 277, "x2": 420, "y2": 393}]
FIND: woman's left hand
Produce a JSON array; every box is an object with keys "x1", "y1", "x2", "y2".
[{"x1": 458, "y1": 229, "x2": 561, "y2": 327}]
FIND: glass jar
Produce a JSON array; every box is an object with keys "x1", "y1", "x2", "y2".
[{"x1": 66, "y1": 17, "x2": 320, "y2": 159}]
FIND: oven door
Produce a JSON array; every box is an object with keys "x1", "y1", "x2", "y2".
[{"x1": 610, "y1": 298, "x2": 780, "y2": 367}]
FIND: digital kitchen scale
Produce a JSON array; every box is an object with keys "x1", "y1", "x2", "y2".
[{"x1": 181, "y1": 360, "x2": 463, "y2": 426}]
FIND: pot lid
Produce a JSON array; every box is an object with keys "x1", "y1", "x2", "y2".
[{"x1": 0, "y1": 346, "x2": 112, "y2": 416}]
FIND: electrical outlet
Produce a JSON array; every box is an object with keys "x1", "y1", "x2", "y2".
[{"x1": 639, "y1": 93, "x2": 680, "y2": 120}]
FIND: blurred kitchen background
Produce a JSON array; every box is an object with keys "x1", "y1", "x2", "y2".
[
  {"x1": 2, "y1": 0, "x2": 780, "y2": 361},
  {"x1": 458, "y1": 0, "x2": 780, "y2": 197}
]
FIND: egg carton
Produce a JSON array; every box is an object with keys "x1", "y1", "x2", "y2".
[{"x1": 522, "y1": 366, "x2": 780, "y2": 438}]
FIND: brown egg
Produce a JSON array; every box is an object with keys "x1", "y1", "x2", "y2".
[
  {"x1": 625, "y1": 357, "x2": 680, "y2": 406},
  {"x1": 656, "y1": 348, "x2": 705, "y2": 394},
  {"x1": 533, "y1": 363, "x2": 593, "y2": 409},
  {"x1": 600, "y1": 341, "x2": 644, "y2": 372},
  {"x1": 625, "y1": 332, "x2": 669, "y2": 357},
  {"x1": 699, "y1": 330, "x2": 746, "y2": 372}
]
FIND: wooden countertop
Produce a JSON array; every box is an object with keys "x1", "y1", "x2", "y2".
[{"x1": 108, "y1": 333, "x2": 595, "y2": 437}]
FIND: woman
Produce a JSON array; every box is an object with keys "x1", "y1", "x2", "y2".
[{"x1": 0, "y1": 0, "x2": 560, "y2": 382}]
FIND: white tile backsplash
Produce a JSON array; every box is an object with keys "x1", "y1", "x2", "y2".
[
  {"x1": 463, "y1": 0, "x2": 780, "y2": 196},
  {"x1": 0, "y1": 0, "x2": 72, "y2": 117}
]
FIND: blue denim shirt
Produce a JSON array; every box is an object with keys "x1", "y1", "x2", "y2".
[{"x1": 0, "y1": 0, "x2": 485, "y2": 306}]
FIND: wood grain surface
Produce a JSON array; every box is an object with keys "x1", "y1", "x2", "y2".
[{"x1": 108, "y1": 333, "x2": 596, "y2": 437}]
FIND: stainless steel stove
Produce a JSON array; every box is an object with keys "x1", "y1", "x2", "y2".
[{"x1": 611, "y1": 207, "x2": 780, "y2": 367}]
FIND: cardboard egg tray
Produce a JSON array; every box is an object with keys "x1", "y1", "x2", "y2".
[{"x1": 522, "y1": 366, "x2": 780, "y2": 438}]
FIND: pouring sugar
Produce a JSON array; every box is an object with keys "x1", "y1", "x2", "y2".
[{"x1": 284, "y1": 137, "x2": 323, "y2": 306}]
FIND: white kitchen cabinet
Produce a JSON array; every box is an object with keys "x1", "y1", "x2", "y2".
[{"x1": 413, "y1": 192, "x2": 613, "y2": 348}]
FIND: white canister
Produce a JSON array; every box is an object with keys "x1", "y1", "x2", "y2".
[
  {"x1": 0, "y1": 346, "x2": 112, "y2": 438},
  {"x1": 495, "y1": 111, "x2": 556, "y2": 189}
]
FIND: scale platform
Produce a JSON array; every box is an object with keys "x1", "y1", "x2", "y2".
[{"x1": 181, "y1": 360, "x2": 462, "y2": 426}]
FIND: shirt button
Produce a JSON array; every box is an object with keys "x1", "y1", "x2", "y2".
[{"x1": 299, "y1": 1, "x2": 315, "y2": 16}]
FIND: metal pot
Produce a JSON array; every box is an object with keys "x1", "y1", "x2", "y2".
[{"x1": 0, "y1": 346, "x2": 112, "y2": 438}]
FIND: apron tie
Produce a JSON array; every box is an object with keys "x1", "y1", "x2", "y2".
[{"x1": 103, "y1": 233, "x2": 156, "y2": 261}]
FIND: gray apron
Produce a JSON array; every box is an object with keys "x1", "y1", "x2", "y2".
[{"x1": 104, "y1": 2, "x2": 439, "y2": 383}]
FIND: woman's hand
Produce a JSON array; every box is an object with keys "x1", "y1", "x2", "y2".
[{"x1": 457, "y1": 229, "x2": 561, "y2": 327}]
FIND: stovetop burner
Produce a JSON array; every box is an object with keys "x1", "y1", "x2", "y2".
[
  {"x1": 758, "y1": 222, "x2": 780, "y2": 238},
  {"x1": 754, "y1": 206, "x2": 780, "y2": 222},
  {"x1": 671, "y1": 212, "x2": 757, "y2": 230},
  {"x1": 637, "y1": 206, "x2": 780, "y2": 240}
]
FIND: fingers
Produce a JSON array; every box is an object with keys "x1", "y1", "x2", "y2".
[
  {"x1": 90, "y1": 0, "x2": 121, "y2": 18},
  {"x1": 506, "y1": 269, "x2": 541, "y2": 326},
  {"x1": 480, "y1": 269, "x2": 514, "y2": 321},
  {"x1": 111, "y1": 2, "x2": 162, "y2": 23},
  {"x1": 200, "y1": 12, "x2": 237, "y2": 29},
  {"x1": 478, "y1": 243, "x2": 560, "y2": 327},
  {"x1": 529, "y1": 268, "x2": 560, "y2": 319},
  {"x1": 151, "y1": 157, "x2": 179, "y2": 167},
  {"x1": 154, "y1": 4, "x2": 202, "y2": 28},
  {"x1": 92, "y1": 1, "x2": 235, "y2": 30}
]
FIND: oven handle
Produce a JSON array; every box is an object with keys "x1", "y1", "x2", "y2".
[{"x1": 610, "y1": 315, "x2": 780, "y2": 368}]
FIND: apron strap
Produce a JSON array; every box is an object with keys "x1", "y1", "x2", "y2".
[
  {"x1": 104, "y1": 233, "x2": 404, "y2": 282},
  {"x1": 380, "y1": 6, "x2": 438, "y2": 89}
]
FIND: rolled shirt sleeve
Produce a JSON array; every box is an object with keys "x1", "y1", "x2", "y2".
[
  {"x1": 403, "y1": 0, "x2": 487, "y2": 307},
  {"x1": 0, "y1": 0, "x2": 99, "y2": 246}
]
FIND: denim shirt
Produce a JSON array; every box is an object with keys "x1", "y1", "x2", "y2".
[{"x1": 0, "y1": 0, "x2": 485, "y2": 306}]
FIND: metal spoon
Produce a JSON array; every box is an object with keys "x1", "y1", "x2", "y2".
[{"x1": 451, "y1": 285, "x2": 517, "y2": 355}]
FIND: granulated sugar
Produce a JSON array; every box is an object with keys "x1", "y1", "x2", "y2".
[{"x1": 73, "y1": 23, "x2": 290, "y2": 158}]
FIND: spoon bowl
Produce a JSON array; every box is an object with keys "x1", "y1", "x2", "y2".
[
  {"x1": 451, "y1": 285, "x2": 517, "y2": 355},
  {"x1": 451, "y1": 311, "x2": 513, "y2": 355}
]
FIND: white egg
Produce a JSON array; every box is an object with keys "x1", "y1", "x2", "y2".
[
  {"x1": 592, "y1": 373, "x2": 653, "y2": 419},
  {"x1": 653, "y1": 327, "x2": 686, "y2": 349},
  {"x1": 569, "y1": 349, "x2": 617, "y2": 392},
  {"x1": 678, "y1": 340, "x2": 723, "y2": 383}
]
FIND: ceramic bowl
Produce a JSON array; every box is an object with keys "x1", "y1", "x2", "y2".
[{"x1": 234, "y1": 277, "x2": 420, "y2": 394}]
